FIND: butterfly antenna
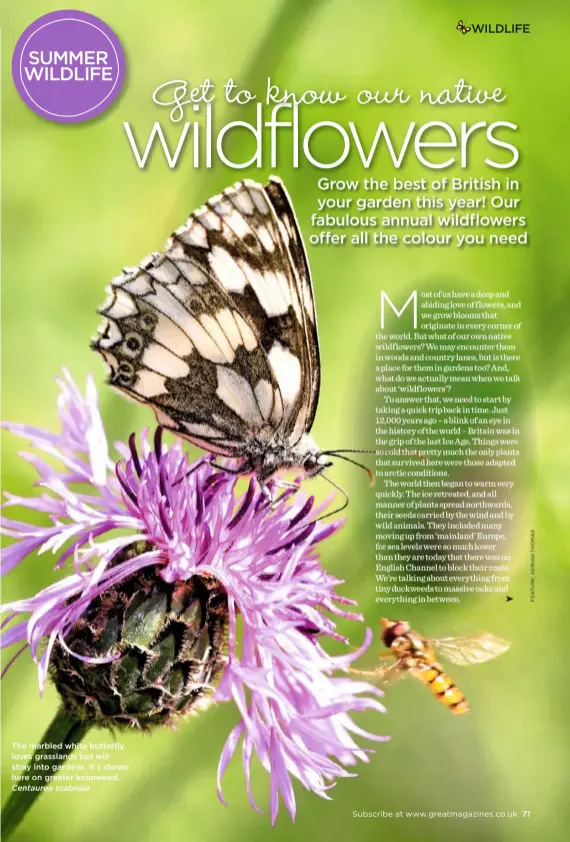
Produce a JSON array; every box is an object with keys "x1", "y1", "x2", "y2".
[
  {"x1": 324, "y1": 448, "x2": 378, "y2": 456},
  {"x1": 323, "y1": 450, "x2": 376, "y2": 487},
  {"x1": 316, "y1": 472, "x2": 350, "y2": 521}
]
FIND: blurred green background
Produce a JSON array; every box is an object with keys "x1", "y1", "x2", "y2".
[{"x1": 2, "y1": 1, "x2": 569, "y2": 841}]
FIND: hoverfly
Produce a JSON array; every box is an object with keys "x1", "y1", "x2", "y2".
[
  {"x1": 457, "y1": 19, "x2": 471, "y2": 34},
  {"x1": 352, "y1": 618, "x2": 510, "y2": 715}
]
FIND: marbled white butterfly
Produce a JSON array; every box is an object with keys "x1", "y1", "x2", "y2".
[{"x1": 93, "y1": 177, "x2": 371, "y2": 500}]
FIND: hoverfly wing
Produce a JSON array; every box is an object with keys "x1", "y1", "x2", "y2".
[
  {"x1": 93, "y1": 178, "x2": 321, "y2": 459},
  {"x1": 431, "y1": 633, "x2": 510, "y2": 666}
]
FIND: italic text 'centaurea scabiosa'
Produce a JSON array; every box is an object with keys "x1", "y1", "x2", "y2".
[{"x1": 1, "y1": 370, "x2": 387, "y2": 831}]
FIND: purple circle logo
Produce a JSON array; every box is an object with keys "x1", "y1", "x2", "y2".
[{"x1": 12, "y1": 10, "x2": 125, "y2": 123}]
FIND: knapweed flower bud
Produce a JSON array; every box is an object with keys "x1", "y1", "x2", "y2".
[{"x1": 51, "y1": 542, "x2": 228, "y2": 729}]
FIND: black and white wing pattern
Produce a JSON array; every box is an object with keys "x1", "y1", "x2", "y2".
[
  {"x1": 171, "y1": 177, "x2": 320, "y2": 443},
  {"x1": 92, "y1": 177, "x2": 320, "y2": 456}
]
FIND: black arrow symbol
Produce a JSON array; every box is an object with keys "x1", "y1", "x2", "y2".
[{"x1": 506, "y1": 595, "x2": 513, "y2": 602}]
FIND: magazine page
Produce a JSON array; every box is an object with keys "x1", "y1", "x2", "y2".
[{"x1": 1, "y1": 3, "x2": 567, "y2": 841}]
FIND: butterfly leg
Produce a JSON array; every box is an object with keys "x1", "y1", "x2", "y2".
[
  {"x1": 172, "y1": 457, "x2": 209, "y2": 487},
  {"x1": 211, "y1": 463, "x2": 243, "y2": 475},
  {"x1": 259, "y1": 482, "x2": 274, "y2": 504},
  {"x1": 272, "y1": 478, "x2": 301, "y2": 491},
  {"x1": 260, "y1": 479, "x2": 301, "y2": 509}
]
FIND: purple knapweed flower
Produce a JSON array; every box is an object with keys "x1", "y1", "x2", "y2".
[{"x1": 1, "y1": 370, "x2": 387, "y2": 822}]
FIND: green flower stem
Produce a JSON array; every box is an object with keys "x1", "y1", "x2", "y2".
[{"x1": 1, "y1": 707, "x2": 91, "y2": 840}]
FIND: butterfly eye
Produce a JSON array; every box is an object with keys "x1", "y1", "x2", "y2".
[{"x1": 122, "y1": 332, "x2": 144, "y2": 358}]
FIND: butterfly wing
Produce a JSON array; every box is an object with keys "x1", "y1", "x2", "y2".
[
  {"x1": 93, "y1": 247, "x2": 285, "y2": 457},
  {"x1": 93, "y1": 177, "x2": 319, "y2": 457},
  {"x1": 171, "y1": 177, "x2": 320, "y2": 445},
  {"x1": 431, "y1": 633, "x2": 510, "y2": 666}
]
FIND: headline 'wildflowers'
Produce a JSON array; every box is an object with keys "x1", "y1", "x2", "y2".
[{"x1": 1, "y1": 371, "x2": 387, "y2": 822}]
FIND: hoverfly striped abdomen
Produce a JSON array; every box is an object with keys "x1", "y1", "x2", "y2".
[{"x1": 410, "y1": 659, "x2": 470, "y2": 715}]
